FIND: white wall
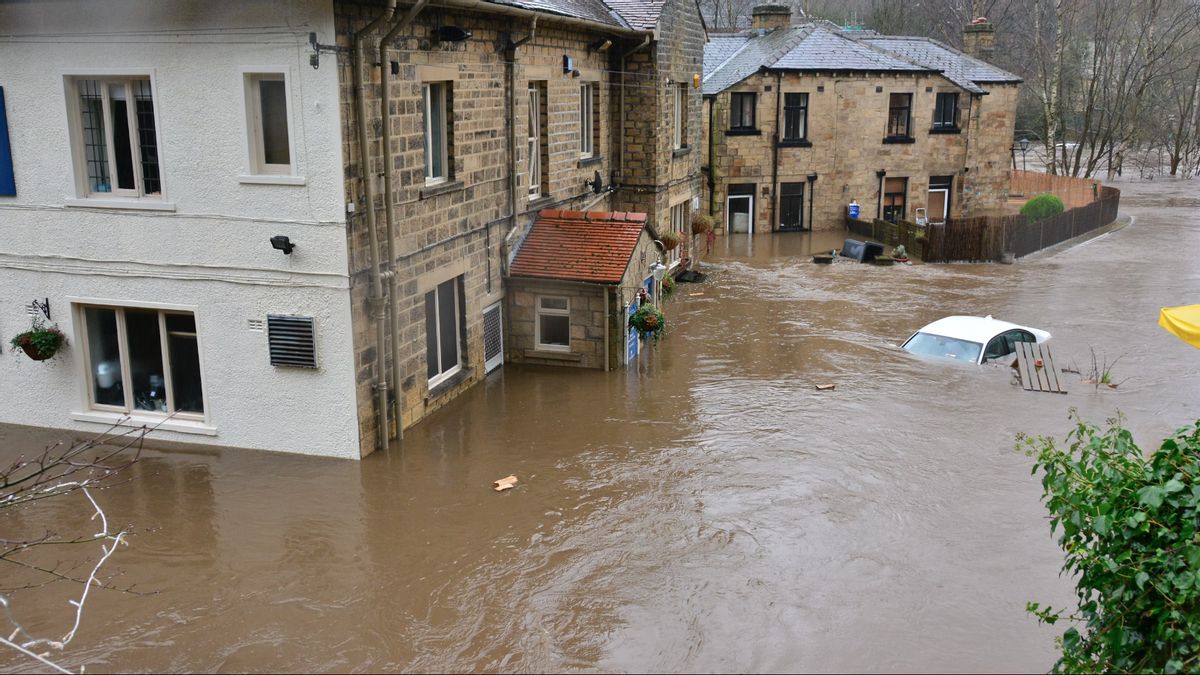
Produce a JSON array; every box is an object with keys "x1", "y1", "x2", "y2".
[{"x1": 0, "y1": 0, "x2": 362, "y2": 458}]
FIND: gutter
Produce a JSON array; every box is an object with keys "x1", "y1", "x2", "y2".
[
  {"x1": 379, "y1": 0, "x2": 430, "y2": 441},
  {"x1": 352, "y1": 0, "x2": 398, "y2": 451}
]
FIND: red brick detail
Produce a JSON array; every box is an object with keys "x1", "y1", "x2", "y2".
[{"x1": 511, "y1": 210, "x2": 649, "y2": 284}]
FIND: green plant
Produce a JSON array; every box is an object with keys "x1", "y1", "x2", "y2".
[
  {"x1": 628, "y1": 303, "x2": 666, "y2": 343},
  {"x1": 691, "y1": 213, "x2": 715, "y2": 235},
  {"x1": 662, "y1": 273, "x2": 676, "y2": 297},
  {"x1": 1021, "y1": 193, "x2": 1066, "y2": 222},
  {"x1": 10, "y1": 318, "x2": 66, "y2": 361},
  {"x1": 659, "y1": 230, "x2": 682, "y2": 251},
  {"x1": 1021, "y1": 412, "x2": 1200, "y2": 673}
]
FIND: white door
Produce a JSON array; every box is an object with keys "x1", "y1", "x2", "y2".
[
  {"x1": 728, "y1": 195, "x2": 754, "y2": 234},
  {"x1": 928, "y1": 188, "x2": 949, "y2": 224}
]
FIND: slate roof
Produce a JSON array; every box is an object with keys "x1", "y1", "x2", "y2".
[
  {"x1": 602, "y1": 0, "x2": 668, "y2": 30},
  {"x1": 510, "y1": 210, "x2": 649, "y2": 284},
  {"x1": 486, "y1": 0, "x2": 631, "y2": 29},
  {"x1": 859, "y1": 36, "x2": 1022, "y2": 92},
  {"x1": 703, "y1": 23, "x2": 1021, "y2": 95}
]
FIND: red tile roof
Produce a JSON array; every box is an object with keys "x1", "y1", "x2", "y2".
[{"x1": 510, "y1": 209, "x2": 649, "y2": 284}]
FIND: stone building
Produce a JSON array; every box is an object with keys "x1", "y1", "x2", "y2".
[
  {"x1": 0, "y1": 0, "x2": 705, "y2": 459},
  {"x1": 701, "y1": 6, "x2": 1021, "y2": 233}
]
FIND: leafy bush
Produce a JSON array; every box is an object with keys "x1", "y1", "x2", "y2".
[
  {"x1": 1021, "y1": 193, "x2": 1066, "y2": 222},
  {"x1": 1022, "y1": 412, "x2": 1200, "y2": 673}
]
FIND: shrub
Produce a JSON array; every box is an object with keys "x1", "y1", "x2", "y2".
[
  {"x1": 1022, "y1": 413, "x2": 1200, "y2": 673},
  {"x1": 1021, "y1": 193, "x2": 1066, "y2": 222}
]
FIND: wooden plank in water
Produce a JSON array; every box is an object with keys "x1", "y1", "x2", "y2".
[{"x1": 1016, "y1": 342, "x2": 1068, "y2": 394}]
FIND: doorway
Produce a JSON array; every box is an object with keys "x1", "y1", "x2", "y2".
[
  {"x1": 778, "y1": 182, "x2": 805, "y2": 231},
  {"x1": 727, "y1": 184, "x2": 755, "y2": 234},
  {"x1": 928, "y1": 175, "x2": 952, "y2": 224}
]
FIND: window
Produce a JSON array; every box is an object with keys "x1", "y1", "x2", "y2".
[
  {"x1": 72, "y1": 77, "x2": 160, "y2": 197},
  {"x1": 244, "y1": 73, "x2": 292, "y2": 175},
  {"x1": 424, "y1": 82, "x2": 451, "y2": 184},
  {"x1": 883, "y1": 176, "x2": 907, "y2": 223},
  {"x1": 779, "y1": 182, "x2": 805, "y2": 230},
  {"x1": 730, "y1": 92, "x2": 756, "y2": 130},
  {"x1": 932, "y1": 92, "x2": 959, "y2": 130},
  {"x1": 79, "y1": 306, "x2": 204, "y2": 417},
  {"x1": 783, "y1": 93, "x2": 808, "y2": 141},
  {"x1": 886, "y1": 93, "x2": 912, "y2": 138},
  {"x1": 425, "y1": 277, "x2": 464, "y2": 387},
  {"x1": 674, "y1": 84, "x2": 689, "y2": 149},
  {"x1": 580, "y1": 83, "x2": 597, "y2": 158},
  {"x1": 536, "y1": 296, "x2": 570, "y2": 351},
  {"x1": 528, "y1": 83, "x2": 547, "y2": 199}
]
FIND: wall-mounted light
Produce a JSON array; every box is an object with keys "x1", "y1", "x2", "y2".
[
  {"x1": 435, "y1": 26, "x2": 472, "y2": 42},
  {"x1": 807, "y1": 173, "x2": 818, "y2": 183},
  {"x1": 650, "y1": 261, "x2": 667, "y2": 283},
  {"x1": 590, "y1": 39, "x2": 612, "y2": 52},
  {"x1": 693, "y1": 73, "x2": 701, "y2": 89},
  {"x1": 270, "y1": 235, "x2": 296, "y2": 255}
]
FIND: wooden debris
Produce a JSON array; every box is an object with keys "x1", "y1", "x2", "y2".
[
  {"x1": 815, "y1": 383, "x2": 836, "y2": 391},
  {"x1": 1015, "y1": 342, "x2": 1068, "y2": 394},
  {"x1": 493, "y1": 475, "x2": 518, "y2": 491}
]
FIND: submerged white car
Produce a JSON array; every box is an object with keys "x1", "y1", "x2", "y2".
[{"x1": 901, "y1": 315, "x2": 1051, "y2": 365}]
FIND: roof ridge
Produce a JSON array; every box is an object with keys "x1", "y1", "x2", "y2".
[{"x1": 703, "y1": 35, "x2": 754, "y2": 83}]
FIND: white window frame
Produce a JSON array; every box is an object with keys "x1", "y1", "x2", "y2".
[
  {"x1": 64, "y1": 73, "x2": 164, "y2": 201},
  {"x1": 528, "y1": 84, "x2": 542, "y2": 199},
  {"x1": 536, "y1": 296, "x2": 571, "y2": 352},
  {"x1": 674, "y1": 84, "x2": 687, "y2": 149},
  {"x1": 426, "y1": 277, "x2": 463, "y2": 388},
  {"x1": 423, "y1": 81, "x2": 449, "y2": 185},
  {"x1": 668, "y1": 201, "x2": 688, "y2": 267},
  {"x1": 241, "y1": 70, "x2": 296, "y2": 178},
  {"x1": 73, "y1": 302, "x2": 208, "y2": 422},
  {"x1": 580, "y1": 83, "x2": 594, "y2": 158}
]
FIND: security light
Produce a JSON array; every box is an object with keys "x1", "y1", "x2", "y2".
[{"x1": 270, "y1": 235, "x2": 296, "y2": 254}]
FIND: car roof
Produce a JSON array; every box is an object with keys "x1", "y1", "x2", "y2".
[{"x1": 915, "y1": 315, "x2": 1048, "y2": 344}]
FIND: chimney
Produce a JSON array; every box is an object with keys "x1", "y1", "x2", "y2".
[
  {"x1": 752, "y1": 4, "x2": 792, "y2": 31},
  {"x1": 962, "y1": 17, "x2": 996, "y2": 61}
]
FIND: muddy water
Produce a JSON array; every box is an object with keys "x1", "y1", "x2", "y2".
[{"x1": 3, "y1": 179, "x2": 1199, "y2": 673}]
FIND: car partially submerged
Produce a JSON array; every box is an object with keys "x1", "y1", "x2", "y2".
[{"x1": 901, "y1": 315, "x2": 1051, "y2": 365}]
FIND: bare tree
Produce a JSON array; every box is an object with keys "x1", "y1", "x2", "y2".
[{"x1": 1, "y1": 424, "x2": 152, "y2": 673}]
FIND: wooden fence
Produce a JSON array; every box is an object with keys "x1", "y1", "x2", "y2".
[
  {"x1": 846, "y1": 184, "x2": 1120, "y2": 263},
  {"x1": 1010, "y1": 170, "x2": 1102, "y2": 208}
]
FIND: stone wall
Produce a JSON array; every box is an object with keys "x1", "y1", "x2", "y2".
[
  {"x1": 507, "y1": 280, "x2": 608, "y2": 369},
  {"x1": 703, "y1": 70, "x2": 1017, "y2": 232}
]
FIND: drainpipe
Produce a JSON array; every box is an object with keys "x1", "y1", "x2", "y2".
[
  {"x1": 618, "y1": 35, "x2": 652, "y2": 184},
  {"x1": 603, "y1": 288, "x2": 610, "y2": 372},
  {"x1": 707, "y1": 96, "x2": 717, "y2": 218},
  {"x1": 379, "y1": 0, "x2": 430, "y2": 440},
  {"x1": 353, "y1": 0, "x2": 398, "y2": 450},
  {"x1": 876, "y1": 169, "x2": 887, "y2": 220},
  {"x1": 807, "y1": 173, "x2": 816, "y2": 231},
  {"x1": 508, "y1": 17, "x2": 537, "y2": 238},
  {"x1": 770, "y1": 71, "x2": 781, "y2": 232}
]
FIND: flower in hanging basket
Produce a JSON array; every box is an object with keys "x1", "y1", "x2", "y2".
[
  {"x1": 10, "y1": 318, "x2": 66, "y2": 361},
  {"x1": 662, "y1": 272, "x2": 676, "y2": 297},
  {"x1": 690, "y1": 213, "x2": 715, "y2": 235},
  {"x1": 658, "y1": 230, "x2": 682, "y2": 251},
  {"x1": 629, "y1": 304, "x2": 667, "y2": 343}
]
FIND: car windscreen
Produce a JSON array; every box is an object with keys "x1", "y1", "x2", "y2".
[{"x1": 902, "y1": 332, "x2": 983, "y2": 363}]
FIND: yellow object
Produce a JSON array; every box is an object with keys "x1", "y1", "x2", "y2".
[
  {"x1": 693, "y1": 73, "x2": 701, "y2": 89},
  {"x1": 1159, "y1": 305, "x2": 1200, "y2": 349}
]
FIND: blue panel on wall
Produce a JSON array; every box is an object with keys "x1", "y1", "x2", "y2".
[{"x1": 0, "y1": 87, "x2": 14, "y2": 196}]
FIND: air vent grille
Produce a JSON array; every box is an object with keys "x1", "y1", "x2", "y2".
[{"x1": 267, "y1": 315, "x2": 317, "y2": 368}]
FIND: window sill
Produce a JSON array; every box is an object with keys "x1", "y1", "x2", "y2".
[
  {"x1": 672, "y1": 146, "x2": 692, "y2": 158},
  {"x1": 420, "y1": 179, "x2": 464, "y2": 200},
  {"x1": 427, "y1": 367, "x2": 474, "y2": 400},
  {"x1": 238, "y1": 174, "x2": 307, "y2": 186},
  {"x1": 578, "y1": 155, "x2": 603, "y2": 168},
  {"x1": 70, "y1": 410, "x2": 217, "y2": 436},
  {"x1": 64, "y1": 198, "x2": 177, "y2": 212},
  {"x1": 929, "y1": 127, "x2": 962, "y2": 135},
  {"x1": 725, "y1": 129, "x2": 761, "y2": 137},
  {"x1": 882, "y1": 136, "x2": 916, "y2": 144},
  {"x1": 525, "y1": 349, "x2": 582, "y2": 362},
  {"x1": 777, "y1": 139, "x2": 812, "y2": 148},
  {"x1": 527, "y1": 195, "x2": 555, "y2": 210}
]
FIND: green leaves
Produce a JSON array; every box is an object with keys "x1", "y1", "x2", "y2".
[{"x1": 1023, "y1": 413, "x2": 1200, "y2": 673}]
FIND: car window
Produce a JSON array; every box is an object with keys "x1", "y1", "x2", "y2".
[
  {"x1": 983, "y1": 335, "x2": 1011, "y2": 361},
  {"x1": 1003, "y1": 330, "x2": 1035, "y2": 354},
  {"x1": 902, "y1": 332, "x2": 983, "y2": 363}
]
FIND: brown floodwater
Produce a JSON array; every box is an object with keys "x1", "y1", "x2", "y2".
[{"x1": 3, "y1": 178, "x2": 1199, "y2": 673}]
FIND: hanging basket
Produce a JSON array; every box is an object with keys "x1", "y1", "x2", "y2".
[
  {"x1": 629, "y1": 304, "x2": 667, "y2": 343},
  {"x1": 659, "y1": 231, "x2": 682, "y2": 252},
  {"x1": 10, "y1": 323, "x2": 66, "y2": 362}
]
